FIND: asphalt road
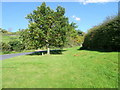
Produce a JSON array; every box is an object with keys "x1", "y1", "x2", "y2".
[
  {"x1": 0, "y1": 50, "x2": 62, "y2": 60},
  {"x1": 0, "y1": 52, "x2": 36, "y2": 60}
]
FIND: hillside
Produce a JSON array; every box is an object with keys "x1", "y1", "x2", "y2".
[
  {"x1": 0, "y1": 28, "x2": 20, "y2": 42},
  {"x1": 2, "y1": 34, "x2": 19, "y2": 42}
]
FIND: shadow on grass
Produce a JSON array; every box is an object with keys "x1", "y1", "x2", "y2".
[
  {"x1": 28, "y1": 49, "x2": 67, "y2": 55},
  {"x1": 78, "y1": 47, "x2": 119, "y2": 52}
]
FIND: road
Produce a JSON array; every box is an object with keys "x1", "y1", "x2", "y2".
[
  {"x1": 0, "y1": 52, "x2": 36, "y2": 60},
  {"x1": 0, "y1": 49, "x2": 62, "y2": 60}
]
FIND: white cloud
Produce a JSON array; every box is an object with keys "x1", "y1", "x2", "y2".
[
  {"x1": 1, "y1": 0, "x2": 119, "y2": 4},
  {"x1": 72, "y1": 15, "x2": 81, "y2": 21},
  {"x1": 1, "y1": 0, "x2": 119, "y2": 2},
  {"x1": 75, "y1": 17, "x2": 81, "y2": 21},
  {"x1": 81, "y1": 0, "x2": 119, "y2": 4},
  {"x1": 72, "y1": 15, "x2": 75, "y2": 18}
]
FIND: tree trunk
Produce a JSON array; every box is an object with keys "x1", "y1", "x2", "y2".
[
  {"x1": 47, "y1": 47, "x2": 50, "y2": 55},
  {"x1": 46, "y1": 43, "x2": 50, "y2": 55}
]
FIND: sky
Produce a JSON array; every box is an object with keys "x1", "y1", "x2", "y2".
[{"x1": 1, "y1": 1, "x2": 118, "y2": 32}]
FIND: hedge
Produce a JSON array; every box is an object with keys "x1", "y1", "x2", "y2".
[{"x1": 82, "y1": 16, "x2": 120, "y2": 51}]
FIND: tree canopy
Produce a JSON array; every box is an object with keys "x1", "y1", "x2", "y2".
[{"x1": 20, "y1": 2, "x2": 84, "y2": 53}]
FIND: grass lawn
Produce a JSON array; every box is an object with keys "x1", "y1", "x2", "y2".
[{"x1": 1, "y1": 47, "x2": 118, "y2": 88}]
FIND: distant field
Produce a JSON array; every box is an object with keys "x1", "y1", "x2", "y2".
[
  {"x1": 2, "y1": 47, "x2": 118, "y2": 88},
  {"x1": 2, "y1": 34, "x2": 19, "y2": 42},
  {"x1": 0, "y1": 34, "x2": 21, "y2": 55}
]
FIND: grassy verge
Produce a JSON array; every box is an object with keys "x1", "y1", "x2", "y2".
[
  {"x1": 0, "y1": 50, "x2": 35, "y2": 55},
  {"x1": 1, "y1": 46, "x2": 118, "y2": 88}
]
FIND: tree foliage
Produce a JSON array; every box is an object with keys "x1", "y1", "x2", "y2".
[
  {"x1": 8, "y1": 40, "x2": 25, "y2": 51},
  {"x1": 1, "y1": 42, "x2": 11, "y2": 51},
  {"x1": 20, "y1": 2, "x2": 84, "y2": 52},
  {"x1": 21, "y1": 3, "x2": 69, "y2": 50}
]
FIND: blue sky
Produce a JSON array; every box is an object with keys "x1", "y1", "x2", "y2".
[{"x1": 2, "y1": 2, "x2": 118, "y2": 32}]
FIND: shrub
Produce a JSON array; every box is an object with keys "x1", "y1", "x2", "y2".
[
  {"x1": 1, "y1": 42, "x2": 11, "y2": 51},
  {"x1": 8, "y1": 40, "x2": 25, "y2": 51}
]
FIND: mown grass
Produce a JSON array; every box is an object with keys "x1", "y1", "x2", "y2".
[{"x1": 1, "y1": 47, "x2": 118, "y2": 88}]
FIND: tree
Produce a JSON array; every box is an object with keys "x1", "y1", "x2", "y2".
[
  {"x1": 20, "y1": 2, "x2": 70, "y2": 54},
  {"x1": 64, "y1": 22, "x2": 84, "y2": 47},
  {"x1": 0, "y1": 28, "x2": 8, "y2": 33}
]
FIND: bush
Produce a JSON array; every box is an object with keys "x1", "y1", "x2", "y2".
[
  {"x1": 1, "y1": 42, "x2": 11, "y2": 51},
  {"x1": 82, "y1": 16, "x2": 120, "y2": 51},
  {"x1": 8, "y1": 40, "x2": 25, "y2": 51}
]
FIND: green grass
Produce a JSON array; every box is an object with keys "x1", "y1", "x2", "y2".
[
  {"x1": 1, "y1": 47, "x2": 118, "y2": 88},
  {"x1": 0, "y1": 52, "x2": 2, "y2": 55}
]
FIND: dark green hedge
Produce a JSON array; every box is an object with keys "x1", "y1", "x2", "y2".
[{"x1": 82, "y1": 16, "x2": 120, "y2": 51}]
